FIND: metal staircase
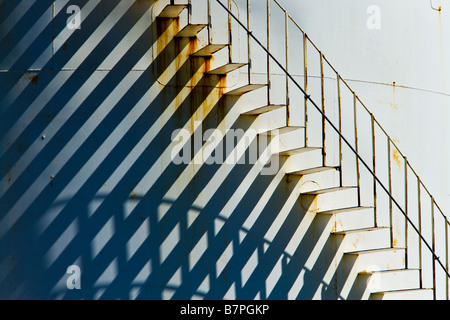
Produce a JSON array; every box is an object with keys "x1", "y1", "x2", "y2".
[{"x1": 155, "y1": 0, "x2": 450, "y2": 300}]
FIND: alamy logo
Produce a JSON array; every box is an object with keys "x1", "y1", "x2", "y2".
[
  {"x1": 366, "y1": 5, "x2": 381, "y2": 30},
  {"x1": 67, "y1": 5, "x2": 82, "y2": 30},
  {"x1": 170, "y1": 122, "x2": 280, "y2": 176},
  {"x1": 66, "y1": 265, "x2": 81, "y2": 290}
]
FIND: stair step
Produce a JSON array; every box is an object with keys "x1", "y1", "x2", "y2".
[
  {"x1": 303, "y1": 186, "x2": 357, "y2": 195},
  {"x1": 225, "y1": 84, "x2": 267, "y2": 96},
  {"x1": 191, "y1": 44, "x2": 228, "y2": 57},
  {"x1": 346, "y1": 247, "x2": 405, "y2": 256},
  {"x1": 339, "y1": 227, "x2": 391, "y2": 253},
  {"x1": 242, "y1": 104, "x2": 286, "y2": 116},
  {"x1": 370, "y1": 288, "x2": 434, "y2": 300},
  {"x1": 332, "y1": 226, "x2": 389, "y2": 235},
  {"x1": 278, "y1": 147, "x2": 322, "y2": 156},
  {"x1": 360, "y1": 269, "x2": 421, "y2": 292},
  {"x1": 157, "y1": 5, "x2": 187, "y2": 18},
  {"x1": 207, "y1": 63, "x2": 247, "y2": 75},
  {"x1": 318, "y1": 206, "x2": 374, "y2": 215},
  {"x1": 354, "y1": 248, "x2": 406, "y2": 273},
  {"x1": 259, "y1": 125, "x2": 305, "y2": 136},
  {"x1": 175, "y1": 24, "x2": 207, "y2": 37},
  {"x1": 288, "y1": 166, "x2": 337, "y2": 176}
]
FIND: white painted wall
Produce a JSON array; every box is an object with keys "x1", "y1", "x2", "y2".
[{"x1": 277, "y1": 0, "x2": 450, "y2": 216}]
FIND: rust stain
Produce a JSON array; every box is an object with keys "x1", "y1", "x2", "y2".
[
  {"x1": 391, "y1": 81, "x2": 398, "y2": 110},
  {"x1": 392, "y1": 148, "x2": 402, "y2": 168},
  {"x1": 27, "y1": 74, "x2": 39, "y2": 85},
  {"x1": 331, "y1": 221, "x2": 337, "y2": 233},
  {"x1": 392, "y1": 238, "x2": 398, "y2": 247}
]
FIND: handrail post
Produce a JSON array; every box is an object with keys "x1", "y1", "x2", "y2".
[
  {"x1": 303, "y1": 33, "x2": 308, "y2": 148},
  {"x1": 188, "y1": 0, "x2": 191, "y2": 24},
  {"x1": 247, "y1": 0, "x2": 251, "y2": 83},
  {"x1": 320, "y1": 52, "x2": 326, "y2": 166},
  {"x1": 372, "y1": 114, "x2": 377, "y2": 227},
  {"x1": 431, "y1": 197, "x2": 437, "y2": 300},
  {"x1": 354, "y1": 94, "x2": 361, "y2": 206},
  {"x1": 338, "y1": 75, "x2": 343, "y2": 187},
  {"x1": 418, "y1": 178, "x2": 423, "y2": 288},
  {"x1": 404, "y1": 157, "x2": 409, "y2": 268},
  {"x1": 388, "y1": 139, "x2": 393, "y2": 247},
  {"x1": 446, "y1": 219, "x2": 449, "y2": 300},
  {"x1": 228, "y1": 0, "x2": 232, "y2": 63},
  {"x1": 207, "y1": 0, "x2": 212, "y2": 44},
  {"x1": 267, "y1": 0, "x2": 271, "y2": 106},
  {"x1": 285, "y1": 9, "x2": 290, "y2": 126}
]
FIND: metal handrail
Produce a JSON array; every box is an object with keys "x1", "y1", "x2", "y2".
[{"x1": 212, "y1": 0, "x2": 450, "y2": 289}]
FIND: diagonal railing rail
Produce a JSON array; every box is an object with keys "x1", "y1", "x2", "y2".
[{"x1": 204, "y1": 0, "x2": 450, "y2": 298}]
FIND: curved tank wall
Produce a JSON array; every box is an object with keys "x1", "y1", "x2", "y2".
[
  {"x1": 0, "y1": 0, "x2": 448, "y2": 300},
  {"x1": 277, "y1": 0, "x2": 450, "y2": 216}
]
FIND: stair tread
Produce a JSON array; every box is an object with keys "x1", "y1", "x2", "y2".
[
  {"x1": 318, "y1": 206, "x2": 374, "y2": 215},
  {"x1": 346, "y1": 247, "x2": 406, "y2": 255},
  {"x1": 288, "y1": 166, "x2": 337, "y2": 176},
  {"x1": 175, "y1": 24, "x2": 207, "y2": 37},
  {"x1": 304, "y1": 186, "x2": 357, "y2": 195},
  {"x1": 225, "y1": 84, "x2": 267, "y2": 96},
  {"x1": 157, "y1": 5, "x2": 187, "y2": 18},
  {"x1": 242, "y1": 104, "x2": 286, "y2": 116},
  {"x1": 260, "y1": 125, "x2": 305, "y2": 136},
  {"x1": 279, "y1": 147, "x2": 322, "y2": 156},
  {"x1": 191, "y1": 44, "x2": 228, "y2": 57},
  {"x1": 371, "y1": 288, "x2": 433, "y2": 294},
  {"x1": 359, "y1": 268, "x2": 420, "y2": 275},
  {"x1": 207, "y1": 63, "x2": 247, "y2": 75},
  {"x1": 332, "y1": 226, "x2": 389, "y2": 235}
]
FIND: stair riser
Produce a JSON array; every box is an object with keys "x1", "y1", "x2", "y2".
[
  {"x1": 354, "y1": 250, "x2": 406, "y2": 273},
  {"x1": 367, "y1": 270, "x2": 421, "y2": 292},
  {"x1": 301, "y1": 188, "x2": 359, "y2": 213},
  {"x1": 370, "y1": 290, "x2": 434, "y2": 300},
  {"x1": 332, "y1": 209, "x2": 376, "y2": 233},
  {"x1": 338, "y1": 229, "x2": 391, "y2": 253},
  {"x1": 296, "y1": 170, "x2": 343, "y2": 194},
  {"x1": 254, "y1": 108, "x2": 295, "y2": 135}
]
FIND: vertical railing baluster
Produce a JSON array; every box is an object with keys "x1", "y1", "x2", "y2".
[
  {"x1": 285, "y1": 10, "x2": 290, "y2": 126},
  {"x1": 267, "y1": 0, "x2": 271, "y2": 106},
  {"x1": 372, "y1": 114, "x2": 377, "y2": 226},
  {"x1": 431, "y1": 197, "x2": 436, "y2": 299},
  {"x1": 404, "y1": 157, "x2": 409, "y2": 268},
  {"x1": 247, "y1": 0, "x2": 251, "y2": 84},
  {"x1": 320, "y1": 52, "x2": 326, "y2": 166},
  {"x1": 188, "y1": 0, "x2": 191, "y2": 23},
  {"x1": 337, "y1": 75, "x2": 343, "y2": 187},
  {"x1": 303, "y1": 33, "x2": 308, "y2": 148},
  {"x1": 388, "y1": 139, "x2": 393, "y2": 247},
  {"x1": 228, "y1": 0, "x2": 232, "y2": 63},
  {"x1": 446, "y1": 219, "x2": 449, "y2": 300},
  {"x1": 418, "y1": 177, "x2": 423, "y2": 288},
  {"x1": 208, "y1": 0, "x2": 212, "y2": 44},
  {"x1": 354, "y1": 94, "x2": 361, "y2": 206}
]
